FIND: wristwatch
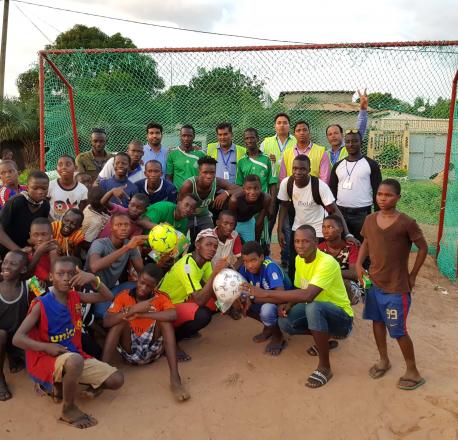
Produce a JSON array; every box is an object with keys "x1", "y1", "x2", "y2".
[{"x1": 249, "y1": 295, "x2": 255, "y2": 303}]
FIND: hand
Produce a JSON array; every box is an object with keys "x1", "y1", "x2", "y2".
[
  {"x1": 356, "y1": 264, "x2": 365, "y2": 286},
  {"x1": 408, "y1": 274, "x2": 417, "y2": 292},
  {"x1": 240, "y1": 282, "x2": 266, "y2": 299},
  {"x1": 213, "y1": 258, "x2": 228, "y2": 274},
  {"x1": 35, "y1": 239, "x2": 58, "y2": 255},
  {"x1": 346, "y1": 236, "x2": 361, "y2": 247},
  {"x1": 213, "y1": 192, "x2": 229, "y2": 210},
  {"x1": 156, "y1": 251, "x2": 174, "y2": 269},
  {"x1": 255, "y1": 221, "x2": 263, "y2": 241},
  {"x1": 358, "y1": 88, "x2": 368, "y2": 110},
  {"x1": 278, "y1": 231, "x2": 286, "y2": 249},
  {"x1": 129, "y1": 300, "x2": 155, "y2": 315},
  {"x1": 111, "y1": 185, "x2": 130, "y2": 201},
  {"x1": 127, "y1": 235, "x2": 148, "y2": 250},
  {"x1": 21, "y1": 246, "x2": 33, "y2": 254},
  {"x1": 45, "y1": 343, "x2": 68, "y2": 356},
  {"x1": 70, "y1": 267, "x2": 96, "y2": 289},
  {"x1": 278, "y1": 303, "x2": 292, "y2": 318},
  {"x1": 269, "y1": 154, "x2": 276, "y2": 164}
]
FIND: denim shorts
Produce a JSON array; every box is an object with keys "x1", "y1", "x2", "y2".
[
  {"x1": 278, "y1": 301, "x2": 353, "y2": 337},
  {"x1": 363, "y1": 284, "x2": 411, "y2": 339}
]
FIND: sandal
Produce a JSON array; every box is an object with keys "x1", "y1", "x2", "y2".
[
  {"x1": 307, "y1": 340, "x2": 338, "y2": 356},
  {"x1": 265, "y1": 340, "x2": 287, "y2": 356},
  {"x1": 306, "y1": 369, "x2": 333, "y2": 388},
  {"x1": 397, "y1": 377, "x2": 426, "y2": 390}
]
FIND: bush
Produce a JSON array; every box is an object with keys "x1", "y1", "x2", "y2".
[{"x1": 376, "y1": 142, "x2": 402, "y2": 169}]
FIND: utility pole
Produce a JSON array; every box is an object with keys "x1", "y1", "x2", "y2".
[{"x1": 0, "y1": 0, "x2": 10, "y2": 102}]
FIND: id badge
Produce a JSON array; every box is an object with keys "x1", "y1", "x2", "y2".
[
  {"x1": 223, "y1": 170, "x2": 229, "y2": 180},
  {"x1": 343, "y1": 180, "x2": 353, "y2": 189}
]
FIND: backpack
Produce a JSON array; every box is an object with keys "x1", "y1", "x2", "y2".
[{"x1": 286, "y1": 175, "x2": 324, "y2": 219}]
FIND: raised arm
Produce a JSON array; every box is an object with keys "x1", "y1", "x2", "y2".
[{"x1": 357, "y1": 89, "x2": 369, "y2": 137}]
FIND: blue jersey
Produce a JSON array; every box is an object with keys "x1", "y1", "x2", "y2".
[
  {"x1": 99, "y1": 176, "x2": 138, "y2": 208},
  {"x1": 135, "y1": 178, "x2": 178, "y2": 204},
  {"x1": 239, "y1": 258, "x2": 292, "y2": 290}
]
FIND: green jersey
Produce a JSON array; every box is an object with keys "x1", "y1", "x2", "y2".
[
  {"x1": 144, "y1": 201, "x2": 188, "y2": 234},
  {"x1": 236, "y1": 153, "x2": 277, "y2": 193},
  {"x1": 188, "y1": 176, "x2": 217, "y2": 218},
  {"x1": 166, "y1": 147, "x2": 206, "y2": 190}
]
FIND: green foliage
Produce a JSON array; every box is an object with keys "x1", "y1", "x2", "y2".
[
  {"x1": 18, "y1": 170, "x2": 29, "y2": 185},
  {"x1": 382, "y1": 168, "x2": 408, "y2": 177},
  {"x1": 375, "y1": 142, "x2": 402, "y2": 168}
]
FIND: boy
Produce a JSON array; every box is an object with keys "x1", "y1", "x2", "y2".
[
  {"x1": 229, "y1": 175, "x2": 271, "y2": 244},
  {"x1": 0, "y1": 171, "x2": 50, "y2": 255},
  {"x1": 0, "y1": 160, "x2": 27, "y2": 209},
  {"x1": 75, "y1": 172, "x2": 93, "y2": 190},
  {"x1": 99, "y1": 153, "x2": 138, "y2": 208},
  {"x1": 51, "y1": 208, "x2": 85, "y2": 257},
  {"x1": 0, "y1": 250, "x2": 29, "y2": 401},
  {"x1": 239, "y1": 241, "x2": 291, "y2": 356},
  {"x1": 13, "y1": 257, "x2": 124, "y2": 428},
  {"x1": 103, "y1": 264, "x2": 190, "y2": 402},
  {"x1": 99, "y1": 191, "x2": 150, "y2": 239},
  {"x1": 48, "y1": 155, "x2": 88, "y2": 221},
  {"x1": 136, "y1": 160, "x2": 178, "y2": 205},
  {"x1": 212, "y1": 210, "x2": 242, "y2": 268},
  {"x1": 81, "y1": 186, "x2": 111, "y2": 246},
  {"x1": 356, "y1": 179, "x2": 428, "y2": 390}
]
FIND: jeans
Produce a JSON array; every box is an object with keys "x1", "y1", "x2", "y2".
[
  {"x1": 278, "y1": 301, "x2": 353, "y2": 337},
  {"x1": 337, "y1": 205, "x2": 372, "y2": 243},
  {"x1": 249, "y1": 303, "x2": 278, "y2": 327},
  {"x1": 269, "y1": 199, "x2": 290, "y2": 264},
  {"x1": 93, "y1": 281, "x2": 136, "y2": 318}
]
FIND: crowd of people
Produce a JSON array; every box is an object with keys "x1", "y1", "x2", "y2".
[{"x1": 0, "y1": 90, "x2": 429, "y2": 429}]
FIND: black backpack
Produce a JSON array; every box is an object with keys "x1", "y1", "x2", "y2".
[{"x1": 286, "y1": 175, "x2": 324, "y2": 218}]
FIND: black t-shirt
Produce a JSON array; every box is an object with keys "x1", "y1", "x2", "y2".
[
  {"x1": 0, "y1": 281, "x2": 28, "y2": 336},
  {"x1": 0, "y1": 194, "x2": 50, "y2": 251},
  {"x1": 235, "y1": 192, "x2": 265, "y2": 222}
]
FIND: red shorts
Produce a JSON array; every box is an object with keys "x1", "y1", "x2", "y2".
[{"x1": 173, "y1": 298, "x2": 217, "y2": 327}]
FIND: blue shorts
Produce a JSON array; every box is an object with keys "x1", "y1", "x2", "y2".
[{"x1": 363, "y1": 284, "x2": 411, "y2": 339}]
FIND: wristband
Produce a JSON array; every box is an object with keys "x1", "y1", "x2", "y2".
[
  {"x1": 93, "y1": 276, "x2": 101, "y2": 290},
  {"x1": 223, "y1": 190, "x2": 230, "y2": 197},
  {"x1": 345, "y1": 233, "x2": 354, "y2": 238}
]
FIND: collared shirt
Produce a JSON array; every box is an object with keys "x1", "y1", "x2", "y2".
[
  {"x1": 236, "y1": 153, "x2": 277, "y2": 193},
  {"x1": 215, "y1": 143, "x2": 237, "y2": 183},
  {"x1": 76, "y1": 150, "x2": 114, "y2": 182},
  {"x1": 143, "y1": 144, "x2": 168, "y2": 173},
  {"x1": 279, "y1": 142, "x2": 331, "y2": 183},
  {"x1": 212, "y1": 227, "x2": 242, "y2": 267},
  {"x1": 135, "y1": 178, "x2": 177, "y2": 204},
  {"x1": 97, "y1": 157, "x2": 144, "y2": 184}
]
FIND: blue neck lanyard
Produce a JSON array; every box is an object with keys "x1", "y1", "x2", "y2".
[
  {"x1": 276, "y1": 136, "x2": 290, "y2": 153},
  {"x1": 220, "y1": 148, "x2": 233, "y2": 169}
]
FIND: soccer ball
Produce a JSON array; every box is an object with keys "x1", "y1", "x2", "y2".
[
  {"x1": 148, "y1": 224, "x2": 178, "y2": 254},
  {"x1": 213, "y1": 269, "x2": 246, "y2": 312}
]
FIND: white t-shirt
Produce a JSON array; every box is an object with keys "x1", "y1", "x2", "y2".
[
  {"x1": 334, "y1": 158, "x2": 373, "y2": 208},
  {"x1": 48, "y1": 179, "x2": 88, "y2": 221},
  {"x1": 98, "y1": 157, "x2": 145, "y2": 184},
  {"x1": 277, "y1": 177, "x2": 335, "y2": 236}
]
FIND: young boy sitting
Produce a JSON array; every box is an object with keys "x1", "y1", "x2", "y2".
[
  {"x1": 0, "y1": 171, "x2": 50, "y2": 256},
  {"x1": 228, "y1": 175, "x2": 271, "y2": 246},
  {"x1": 239, "y1": 241, "x2": 291, "y2": 356},
  {"x1": 102, "y1": 264, "x2": 190, "y2": 402},
  {"x1": 212, "y1": 210, "x2": 242, "y2": 269},
  {"x1": 99, "y1": 191, "x2": 150, "y2": 239},
  {"x1": 81, "y1": 186, "x2": 111, "y2": 247},
  {"x1": 48, "y1": 155, "x2": 88, "y2": 221},
  {"x1": 0, "y1": 160, "x2": 27, "y2": 209},
  {"x1": 75, "y1": 172, "x2": 93, "y2": 190},
  {"x1": 356, "y1": 179, "x2": 428, "y2": 390},
  {"x1": 13, "y1": 257, "x2": 124, "y2": 429},
  {"x1": 319, "y1": 215, "x2": 363, "y2": 305},
  {"x1": 0, "y1": 250, "x2": 29, "y2": 401},
  {"x1": 51, "y1": 208, "x2": 85, "y2": 257}
]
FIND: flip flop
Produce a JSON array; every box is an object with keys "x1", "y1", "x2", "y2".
[
  {"x1": 252, "y1": 332, "x2": 272, "y2": 343},
  {"x1": 307, "y1": 340, "x2": 339, "y2": 356},
  {"x1": 306, "y1": 369, "x2": 333, "y2": 388},
  {"x1": 0, "y1": 384, "x2": 12, "y2": 401},
  {"x1": 369, "y1": 364, "x2": 392, "y2": 379},
  {"x1": 397, "y1": 377, "x2": 426, "y2": 391},
  {"x1": 265, "y1": 340, "x2": 287, "y2": 356},
  {"x1": 58, "y1": 413, "x2": 98, "y2": 429}
]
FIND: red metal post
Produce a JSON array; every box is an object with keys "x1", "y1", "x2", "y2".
[
  {"x1": 436, "y1": 69, "x2": 458, "y2": 259},
  {"x1": 41, "y1": 55, "x2": 79, "y2": 157},
  {"x1": 38, "y1": 53, "x2": 45, "y2": 171}
]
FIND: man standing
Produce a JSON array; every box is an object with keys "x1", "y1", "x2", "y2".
[
  {"x1": 326, "y1": 90, "x2": 369, "y2": 167},
  {"x1": 244, "y1": 225, "x2": 354, "y2": 388},
  {"x1": 166, "y1": 125, "x2": 206, "y2": 190},
  {"x1": 143, "y1": 123, "x2": 168, "y2": 172},
  {"x1": 329, "y1": 130, "x2": 382, "y2": 242},
  {"x1": 277, "y1": 155, "x2": 354, "y2": 281},
  {"x1": 76, "y1": 128, "x2": 113, "y2": 182},
  {"x1": 279, "y1": 121, "x2": 330, "y2": 184},
  {"x1": 97, "y1": 140, "x2": 145, "y2": 184},
  {"x1": 207, "y1": 123, "x2": 246, "y2": 184}
]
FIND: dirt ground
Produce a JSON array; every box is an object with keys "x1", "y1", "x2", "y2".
[{"x1": 2, "y1": 253, "x2": 458, "y2": 440}]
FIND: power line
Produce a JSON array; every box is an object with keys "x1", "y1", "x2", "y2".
[
  {"x1": 14, "y1": 3, "x2": 52, "y2": 42},
  {"x1": 10, "y1": 0, "x2": 311, "y2": 45}
]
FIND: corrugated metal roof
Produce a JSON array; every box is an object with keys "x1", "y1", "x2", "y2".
[{"x1": 280, "y1": 90, "x2": 355, "y2": 96}]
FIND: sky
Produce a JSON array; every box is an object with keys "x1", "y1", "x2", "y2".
[{"x1": 1, "y1": 0, "x2": 458, "y2": 97}]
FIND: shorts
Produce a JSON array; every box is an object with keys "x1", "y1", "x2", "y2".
[
  {"x1": 53, "y1": 352, "x2": 117, "y2": 389},
  {"x1": 363, "y1": 284, "x2": 411, "y2": 339},
  {"x1": 173, "y1": 298, "x2": 217, "y2": 327},
  {"x1": 117, "y1": 325, "x2": 163, "y2": 365}
]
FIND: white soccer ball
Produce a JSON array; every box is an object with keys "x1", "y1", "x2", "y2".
[{"x1": 212, "y1": 269, "x2": 246, "y2": 312}]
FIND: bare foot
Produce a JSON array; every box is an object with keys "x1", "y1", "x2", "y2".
[
  {"x1": 59, "y1": 404, "x2": 98, "y2": 429},
  {"x1": 170, "y1": 381, "x2": 190, "y2": 402},
  {"x1": 80, "y1": 385, "x2": 104, "y2": 399},
  {"x1": 0, "y1": 376, "x2": 12, "y2": 401}
]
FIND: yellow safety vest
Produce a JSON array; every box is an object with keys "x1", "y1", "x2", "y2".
[
  {"x1": 283, "y1": 143, "x2": 326, "y2": 178},
  {"x1": 206, "y1": 143, "x2": 246, "y2": 163},
  {"x1": 261, "y1": 135, "x2": 296, "y2": 177},
  {"x1": 327, "y1": 146, "x2": 348, "y2": 166}
]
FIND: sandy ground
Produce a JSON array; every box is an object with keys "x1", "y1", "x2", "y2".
[{"x1": 2, "y1": 254, "x2": 458, "y2": 440}]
